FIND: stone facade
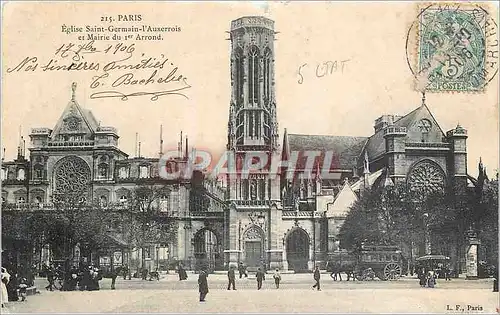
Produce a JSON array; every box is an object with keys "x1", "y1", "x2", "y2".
[{"x1": 2, "y1": 16, "x2": 479, "y2": 274}]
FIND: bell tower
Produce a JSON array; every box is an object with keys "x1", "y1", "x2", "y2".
[
  {"x1": 227, "y1": 16, "x2": 279, "y2": 152},
  {"x1": 225, "y1": 17, "x2": 283, "y2": 271}
]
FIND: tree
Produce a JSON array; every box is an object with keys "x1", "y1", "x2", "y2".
[
  {"x1": 338, "y1": 183, "x2": 454, "y2": 261},
  {"x1": 120, "y1": 183, "x2": 178, "y2": 273}
]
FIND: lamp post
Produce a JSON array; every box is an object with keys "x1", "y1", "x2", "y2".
[{"x1": 423, "y1": 213, "x2": 431, "y2": 255}]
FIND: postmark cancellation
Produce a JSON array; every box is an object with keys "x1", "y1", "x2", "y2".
[{"x1": 413, "y1": 3, "x2": 498, "y2": 93}]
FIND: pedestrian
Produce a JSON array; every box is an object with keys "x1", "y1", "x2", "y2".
[
  {"x1": 7, "y1": 272, "x2": 19, "y2": 301},
  {"x1": 18, "y1": 277, "x2": 28, "y2": 302},
  {"x1": 238, "y1": 262, "x2": 248, "y2": 279},
  {"x1": 427, "y1": 270, "x2": 436, "y2": 288},
  {"x1": 86, "y1": 266, "x2": 100, "y2": 291},
  {"x1": 80, "y1": 265, "x2": 90, "y2": 291},
  {"x1": 45, "y1": 264, "x2": 55, "y2": 291},
  {"x1": 312, "y1": 265, "x2": 321, "y2": 291},
  {"x1": 121, "y1": 265, "x2": 127, "y2": 280},
  {"x1": 178, "y1": 264, "x2": 187, "y2": 281},
  {"x1": 227, "y1": 266, "x2": 236, "y2": 290},
  {"x1": 334, "y1": 263, "x2": 343, "y2": 281},
  {"x1": 273, "y1": 268, "x2": 281, "y2": 289},
  {"x1": 444, "y1": 264, "x2": 451, "y2": 281},
  {"x1": 198, "y1": 270, "x2": 209, "y2": 302},
  {"x1": 141, "y1": 268, "x2": 148, "y2": 281},
  {"x1": 256, "y1": 267, "x2": 265, "y2": 290},
  {"x1": 68, "y1": 266, "x2": 78, "y2": 291},
  {"x1": 110, "y1": 267, "x2": 118, "y2": 290},
  {"x1": 1, "y1": 267, "x2": 10, "y2": 308},
  {"x1": 418, "y1": 268, "x2": 427, "y2": 287}
]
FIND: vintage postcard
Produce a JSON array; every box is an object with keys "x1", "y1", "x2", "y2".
[{"x1": 1, "y1": 1, "x2": 498, "y2": 313}]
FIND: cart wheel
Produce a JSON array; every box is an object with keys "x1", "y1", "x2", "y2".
[{"x1": 383, "y1": 263, "x2": 402, "y2": 280}]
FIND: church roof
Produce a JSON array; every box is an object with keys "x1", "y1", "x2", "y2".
[
  {"x1": 350, "y1": 167, "x2": 385, "y2": 191},
  {"x1": 50, "y1": 83, "x2": 99, "y2": 139},
  {"x1": 326, "y1": 179, "x2": 358, "y2": 218},
  {"x1": 364, "y1": 103, "x2": 446, "y2": 161},
  {"x1": 286, "y1": 134, "x2": 367, "y2": 170}
]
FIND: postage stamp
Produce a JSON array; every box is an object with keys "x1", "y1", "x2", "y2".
[{"x1": 415, "y1": 3, "x2": 498, "y2": 92}]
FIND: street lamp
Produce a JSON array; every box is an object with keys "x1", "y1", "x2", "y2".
[{"x1": 423, "y1": 213, "x2": 431, "y2": 255}]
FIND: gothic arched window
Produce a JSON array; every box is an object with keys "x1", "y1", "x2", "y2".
[
  {"x1": 263, "y1": 48, "x2": 272, "y2": 103},
  {"x1": 236, "y1": 112, "x2": 244, "y2": 144},
  {"x1": 98, "y1": 163, "x2": 108, "y2": 178},
  {"x1": 139, "y1": 165, "x2": 149, "y2": 178},
  {"x1": 417, "y1": 119, "x2": 432, "y2": 143},
  {"x1": 17, "y1": 196, "x2": 25, "y2": 204},
  {"x1": 34, "y1": 165, "x2": 44, "y2": 179},
  {"x1": 119, "y1": 195, "x2": 128, "y2": 203},
  {"x1": 248, "y1": 46, "x2": 260, "y2": 104},
  {"x1": 99, "y1": 195, "x2": 107, "y2": 206},
  {"x1": 118, "y1": 167, "x2": 128, "y2": 179},
  {"x1": 159, "y1": 195, "x2": 169, "y2": 212},
  {"x1": 17, "y1": 168, "x2": 25, "y2": 180},
  {"x1": 235, "y1": 47, "x2": 244, "y2": 106}
]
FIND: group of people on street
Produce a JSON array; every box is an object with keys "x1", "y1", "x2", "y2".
[
  {"x1": 418, "y1": 269, "x2": 440, "y2": 288},
  {"x1": 43, "y1": 262, "x2": 103, "y2": 292},
  {"x1": 227, "y1": 265, "x2": 282, "y2": 291},
  {"x1": 1, "y1": 266, "x2": 31, "y2": 307}
]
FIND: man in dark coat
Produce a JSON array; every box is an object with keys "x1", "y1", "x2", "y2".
[
  {"x1": 122, "y1": 265, "x2": 129, "y2": 280},
  {"x1": 45, "y1": 265, "x2": 55, "y2": 291},
  {"x1": 227, "y1": 266, "x2": 236, "y2": 290},
  {"x1": 68, "y1": 266, "x2": 78, "y2": 291},
  {"x1": 110, "y1": 267, "x2": 119, "y2": 290},
  {"x1": 256, "y1": 267, "x2": 265, "y2": 290},
  {"x1": 198, "y1": 270, "x2": 209, "y2": 302},
  {"x1": 312, "y1": 266, "x2": 321, "y2": 291},
  {"x1": 238, "y1": 262, "x2": 247, "y2": 278},
  {"x1": 178, "y1": 264, "x2": 187, "y2": 281},
  {"x1": 80, "y1": 266, "x2": 91, "y2": 291},
  {"x1": 6, "y1": 271, "x2": 19, "y2": 301}
]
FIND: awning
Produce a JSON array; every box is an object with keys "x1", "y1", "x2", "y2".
[
  {"x1": 102, "y1": 234, "x2": 128, "y2": 248},
  {"x1": 416, "y1": 255, "x2": 450, "y2": 261}
]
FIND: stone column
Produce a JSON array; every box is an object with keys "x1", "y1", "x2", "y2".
[
  {"x1": 267, "y1": 202, "x2": 283, "y2": 270},
  {"x1": 465, "y1": 230, "x2": 480, "y2": 280},
  {"x1": 224, "y1": 204, "x2": 241, "y2": 269}
]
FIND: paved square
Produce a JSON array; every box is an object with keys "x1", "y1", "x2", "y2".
[{"x1": 2, "y1": 274, "x2": 498, "y2": 313}]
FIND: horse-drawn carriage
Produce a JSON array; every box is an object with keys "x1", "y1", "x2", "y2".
[{"x1": 327, "y1": 244, "x2": 405, "y2": 281}]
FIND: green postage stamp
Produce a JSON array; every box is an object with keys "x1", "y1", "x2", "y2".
[{"x1": 417, "y1": 3, "x2": 498, "y2": 92}]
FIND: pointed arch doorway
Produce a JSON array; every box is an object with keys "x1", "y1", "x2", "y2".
[
  {"x1": 286, "y1": 228, "x2": 310, "y2": 272},
  {"x1": 243, "y1": 225, "x2": 264, "y2": 269}
]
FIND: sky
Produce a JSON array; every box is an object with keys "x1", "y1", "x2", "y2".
[{"x1": 2, "y1": 2, "x2": 498, "y2": 178}]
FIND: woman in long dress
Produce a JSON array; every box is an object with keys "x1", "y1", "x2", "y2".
[{"x1": 1, "y1": 267, "x2": 10, "y2": 308}]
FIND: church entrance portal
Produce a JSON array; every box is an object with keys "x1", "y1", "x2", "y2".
[
  {"x1": 243, "y1": 225, "x2": 264, "y2": 269},
  {"x1": 286, "y1": 228, "x2": 310, "y2": 272}
]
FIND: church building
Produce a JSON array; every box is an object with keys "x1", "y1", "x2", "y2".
[{"x1": 2, "y1": 16, "x2": 480, "y2": 274}]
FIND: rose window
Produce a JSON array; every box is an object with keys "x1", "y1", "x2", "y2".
[
  {"x1": 64, "y1": 116, "x2": 81, "y2": 131},
  {"x1": 407, "y1": 161, "x2": 445, "y2": 195},
  {"x1": 54, "y1": 156, "x2": 91, "y2": 196}
]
